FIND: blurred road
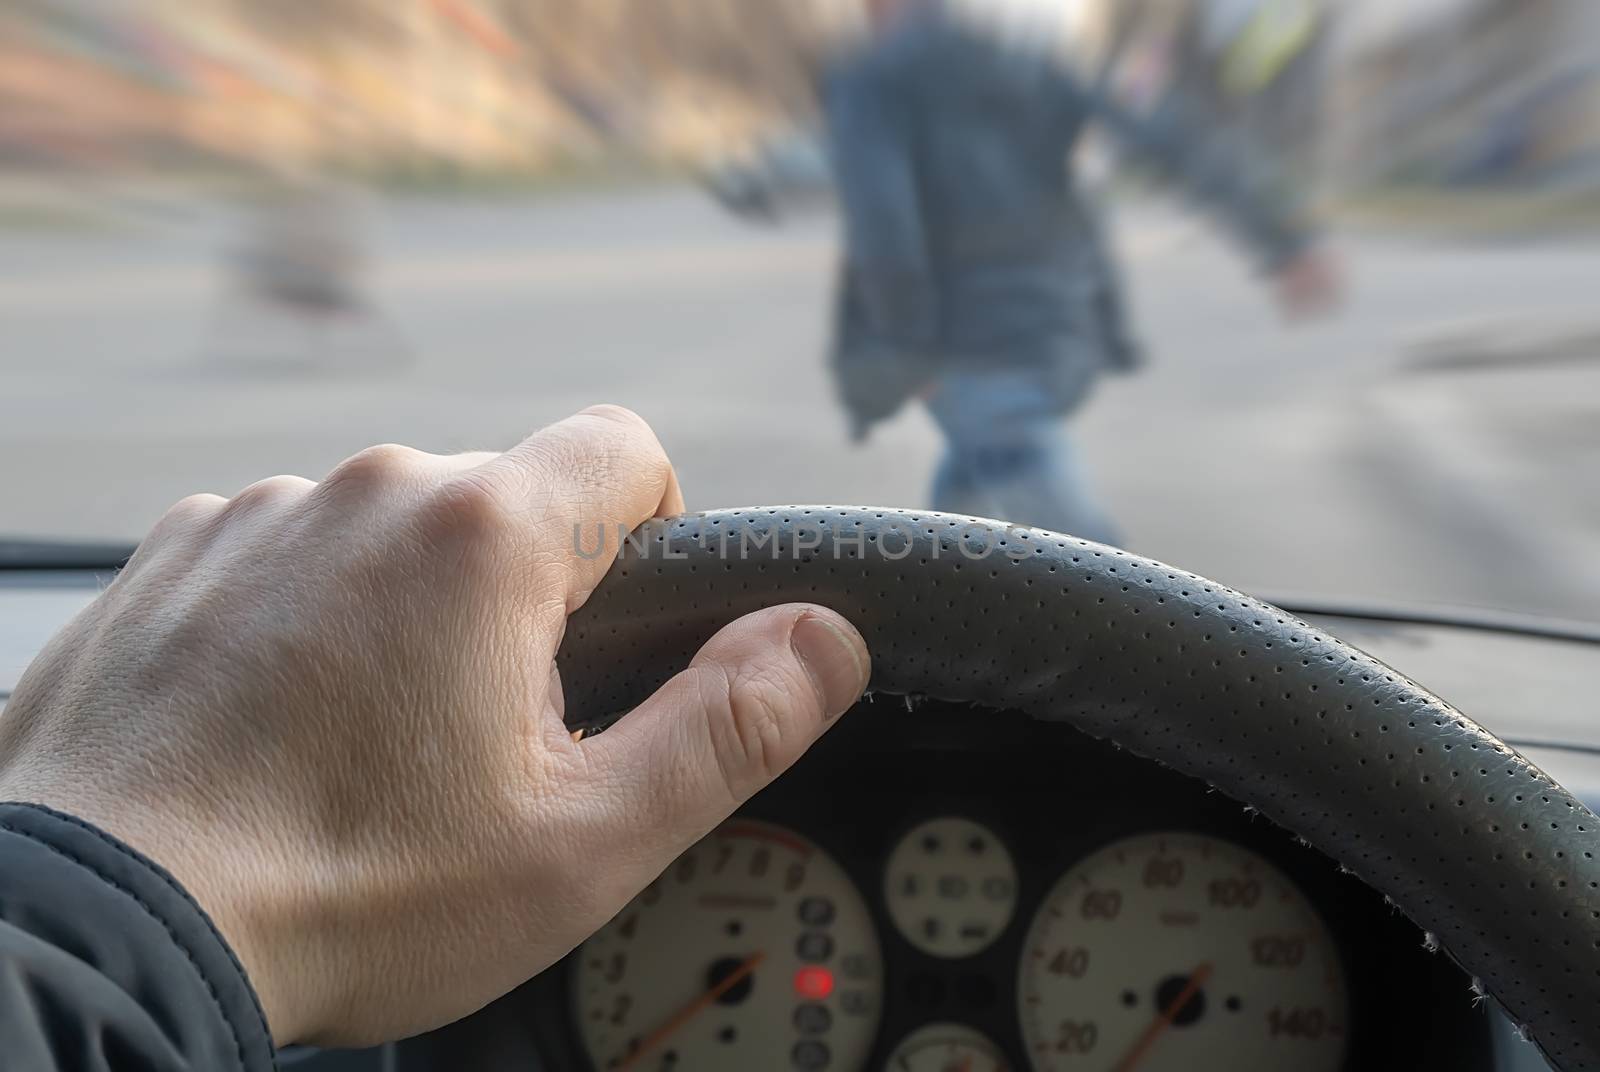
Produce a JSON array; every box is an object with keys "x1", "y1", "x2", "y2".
[{"x1": 2, "y1": 186, "x2": 1598, "y2": 624}]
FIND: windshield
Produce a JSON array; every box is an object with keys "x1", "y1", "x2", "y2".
[{"x1": 4, "y1": 0, "x2": 1598, "y2": 626}]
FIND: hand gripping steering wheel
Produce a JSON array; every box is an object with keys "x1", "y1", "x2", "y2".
[{"x1": 557, "y1": 508, "x2": 1600, "y2": 1071}]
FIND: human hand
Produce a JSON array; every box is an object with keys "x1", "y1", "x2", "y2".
[
  {"x1": 0, "y1": 405, "x2": 870, "y2": 1047},
  {"x1": 1273, "y1": 246, "x2": 1343, "y2": 320}
]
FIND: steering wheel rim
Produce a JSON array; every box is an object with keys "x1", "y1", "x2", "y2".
[{"x1": 557, "y1": 507, "x2": 1600, "y2": 1071}]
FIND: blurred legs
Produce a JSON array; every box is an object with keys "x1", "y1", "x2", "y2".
[{"x1": 926, "y1": 371, "x2": 1121, "y2": 546}]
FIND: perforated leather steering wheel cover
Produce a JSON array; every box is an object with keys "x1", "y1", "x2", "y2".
[{"x1": 556, "y1": 508, "x2": 1600, "y2": 1070}]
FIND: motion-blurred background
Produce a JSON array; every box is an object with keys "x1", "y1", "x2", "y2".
[{"x1": 3, "y1": 0, "x2": 1598, "y2": 625}]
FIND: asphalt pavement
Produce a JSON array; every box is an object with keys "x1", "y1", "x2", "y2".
[{"x1": 2, "y1": 185, "x2": 1597, "y2": 625}]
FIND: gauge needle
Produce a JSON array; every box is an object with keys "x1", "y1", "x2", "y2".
[
  {"x1": 615, "y1": 951, "x2": 766, "y2": 1071},
  {"x1": 1111, "y1": 962, "x2": 1214, "y2": 1072}
]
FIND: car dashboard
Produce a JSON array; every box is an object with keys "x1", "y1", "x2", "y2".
[{"x1": 357, "y1": 704, "x2": 1490, "y2": 1072}]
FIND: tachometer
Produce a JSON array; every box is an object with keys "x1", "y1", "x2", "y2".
[
  {"x1": 575, "y1": 820, "x2": 882, "y2": 1071},
  {"x1": 1017, "y1": 832, "x2": 1346, "y2": 1072}
]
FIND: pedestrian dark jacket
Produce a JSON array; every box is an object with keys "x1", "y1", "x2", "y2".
[
  {"x1": 823, "y1": 5, "x2": 1312, "y2": 433},
  {"x1": 0, "y1": 802, "x2": 274, "y2": 1071}
]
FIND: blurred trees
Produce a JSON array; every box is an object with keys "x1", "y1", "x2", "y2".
[{"x1": 0, "y1": 0, "x2": 833, "y2": 178}]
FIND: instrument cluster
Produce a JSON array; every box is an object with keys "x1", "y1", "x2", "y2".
[{"x1": 513, "y1": 702, "x2": 1491, "y2": 1072}]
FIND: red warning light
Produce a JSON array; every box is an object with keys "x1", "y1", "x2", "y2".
[{"x1": 793, "y1": 965, "x2": 835, "y2": 1000}]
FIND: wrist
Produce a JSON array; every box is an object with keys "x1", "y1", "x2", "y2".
[
  {"x1": 0, "y1": 798, "x2": 281, "y2": 1062},
  {"x1": 0, "y1": 771, "x2": 312, "y2": 1044}
]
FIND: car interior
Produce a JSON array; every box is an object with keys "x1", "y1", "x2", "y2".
[
  {"x1": 7, "y1": 3, "x2": 1600, "y2": 1070},
  {"x1": 5, "y1": 508, "x2": 1598, "y2": 1072}
]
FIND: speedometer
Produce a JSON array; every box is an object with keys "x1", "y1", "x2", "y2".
[
  {"x1": 574, "y1": 820, "x2": 882, "y2": 1071},
  {"x1": 1017, "y1": 832, "x2": 1346, "y2": 1072}
]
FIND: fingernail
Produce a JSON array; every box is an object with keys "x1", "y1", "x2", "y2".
[{"x1": 791, "y1": 612, "x2": 870, "y2": 720}]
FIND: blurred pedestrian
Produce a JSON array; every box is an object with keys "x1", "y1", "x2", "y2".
[
  {"x1": 236, "y1": 180, "x2": 366, "y2": 316},
  {"x1": 206, "y1": 177, "x2": 409, "y2": 371},
  {"x1": 824, "y1": 0, "x2": 1337, "y2": 545}
]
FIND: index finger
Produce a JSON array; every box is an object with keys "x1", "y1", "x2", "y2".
[{"x1": 475, "y1": 405, "x2": 684, "y2": 613}]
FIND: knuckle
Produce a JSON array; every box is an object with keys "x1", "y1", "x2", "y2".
[
  {"x1": 575, "y1": 406, "x2": 670, "y2": 473},
  {"x1": 580, "y1": 403, "x2": 650, "y2": 431},
  {"x1": 226, "y1": 474, "x2": 312, "y2": 514},
  {"x1": 123, "y1": 493, "x2": 226, "y2": 576},
  {"x1": 146, "y1": 493, "x2": 226, "y2": 544},
  {"x1": 418, "y1": 470, "x2": 518, "y2": 552},
  {"x1": 508, "y1": 406, "x2": 673, "y2": 510},
  {"x1": 160, "y1": 492, "x2": 227, "y2": 528},
  {"x1": 706, "y1": 662, "x2": 801, "y2": 801},
  {"x1": 323, "y1": 442, "x2": 427, "y2": 494}
]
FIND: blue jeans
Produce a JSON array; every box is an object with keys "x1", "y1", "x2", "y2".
[{"x1": 924, "y1": 369, "x2": 1121, "y2": 546}]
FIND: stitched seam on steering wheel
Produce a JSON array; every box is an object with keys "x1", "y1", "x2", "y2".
[{"x1": 0, "y1": 811, "x2": 265, "y2": 1069}]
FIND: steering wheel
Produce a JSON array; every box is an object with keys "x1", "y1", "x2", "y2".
[{"x1": 556, "y1": 508, "x2": 1600, "y2": 1071}]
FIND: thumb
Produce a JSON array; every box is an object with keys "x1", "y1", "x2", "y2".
[{"x1": 580, "y1": 604, "x2": 870, "y2": 851}]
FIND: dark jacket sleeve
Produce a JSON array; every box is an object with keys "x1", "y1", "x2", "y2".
[
  {"x1": 0, "y1": 802, "x2": 276, "y2": 1072},
  {"x1": 1084, "y1": 85, "x2": 1313, "y2": 271}
]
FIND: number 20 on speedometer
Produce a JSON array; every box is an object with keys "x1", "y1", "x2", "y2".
[{"x1": 1017, "y1": 833, "x2": 1347, "y2": 1072}]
